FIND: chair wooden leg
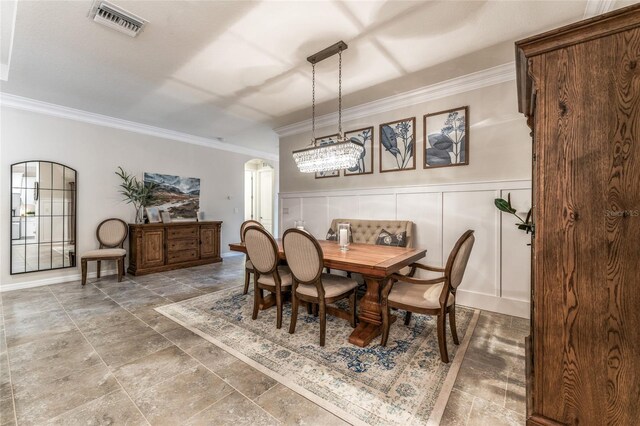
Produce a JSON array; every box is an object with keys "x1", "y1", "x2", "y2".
[
  {"x1": 404, "y1": 311, "x2": 412, "y2": 326},
  {"x1": 252, "y1": 280, "x2": 260, "y2": 320},
  {"x1": 437, "y1": 313, "x2": 450, "y2": 363},
  {"x1": 96, "y1": 261, "x2": 101, "y2": 278},
  {"x1": 243, "y1": 269, "x2": 250, "y2": 295},
  {"x1": 349, "y1": 291, "x2": 357, "y2": 328},
  {"x1": 313, "y1": 303, "x2": 318, "y2": 317},
  {"x1": 381, "y1": 303, "x2": 391, "y2": 346},
  {"x1": 449, "y1": 305, "x2": 459, "y2": 345},
  {"x1": 275, "y1": 290, "x2": 283, "y2": 329},
  {"x1": 81, "y1": 259, "x2": 88, "y2": 286},
  {"x1": 319, "y1": 302, "x2": 326, "y2": 347},
  {"x1": 117, "y1": 258, "x2": 123, "y2": 282},
  {"x1": 289, "y1": 293, "x2": 299, "y2": 334}
]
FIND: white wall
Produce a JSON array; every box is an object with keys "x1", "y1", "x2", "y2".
[
  {"x1": 0, "y1": 106, "x2": 278, "y2": 290},
  {"x1": 278, "y1": 80, "x2": 532, "y2": 318}
]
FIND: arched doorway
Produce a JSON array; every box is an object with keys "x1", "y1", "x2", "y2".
[{"x1": 244, "y1": 159, "x2": 274, "y2": 233}]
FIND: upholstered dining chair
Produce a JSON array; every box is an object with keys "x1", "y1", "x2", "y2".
[
  {"x1": 243, "y1": 225, "x2": 292, "y2": 329},
  {"x1": 381, "y1": 230, "x2": 475, "y2": 363},
  {"x1": 283, "y1": 228, "x2": 358, "y2": 347},
  {"x1": 81, "y1": 218, "x2": 128, "y2": 286},
  {"x1": 240, "y1": 219, "x2": 264, "y2": 294}
]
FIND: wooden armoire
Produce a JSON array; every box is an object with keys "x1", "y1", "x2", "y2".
[{"x1": 516, "y1": 5, "x2": 640, "y2": 425}]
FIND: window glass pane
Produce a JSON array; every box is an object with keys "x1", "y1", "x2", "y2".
[
  {"x1": 39, "y1": 244, "x2": 52, "y2": 269},
  {"x1": 12, "y1": 244, "x2": 26, "y2": 273},
  {"x1": 52, "y1": 190, "x2": 64, "y2": 216},
  {"x1": 25, "y1": 244, "x2": 39, "y2": 272},
  {"x1": 52, "y1": 216, "x2": 64, "y2": 242},
  {"x1": 53, "y1": 164, "x2": 64, "y2": 189},
  {"x1": 51, "y1": 244, "x2": 64, "y2": 269},
  {"x1": 39, "y1": 189, "x2": 52, "y2": 217},
  {"x1": 64, "y1": 167, "x2": 76, "y2": 188},
  {"x1": 39, "y1": 217, "x2": 52, "y2": 243},
  {"x1": 39, "y1": 162, "x2": 53, "y2": 189}
]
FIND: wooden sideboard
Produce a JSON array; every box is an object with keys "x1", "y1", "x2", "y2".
[
  {"x1": 516, "y1": 4, "x2": 640, "y2": 425},
  {"x1": 127, "y1": 221, "x2": 222, "y2": 275}
]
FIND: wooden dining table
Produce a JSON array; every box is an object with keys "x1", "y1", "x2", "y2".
[{"x1": 229, "y1": 239, "x2": 426, "y2": 347}]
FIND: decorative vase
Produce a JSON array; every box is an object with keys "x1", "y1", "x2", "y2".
[
  {"x1": 135, "y1": 206, "x2": 145, "y2": 224},
  {"x1": 337, "y1": 222, "x2": 350, "y2": 251}
]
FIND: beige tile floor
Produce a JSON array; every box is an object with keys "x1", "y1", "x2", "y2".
[{"x1": 0, "y1": 256, "x2": 527, "y2": 425}]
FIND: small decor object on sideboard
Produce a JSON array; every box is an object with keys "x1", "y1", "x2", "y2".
[
  {"x1": 115, "y1": 166, "x2": 158, "y2": 224},
  {"x1": 146, "y1": 207, "x2": 161, "y2": 223},
  {"x1": 160, "y1": 211, "x2": 171, "y2": 223},
  {"x1": 143, "y1": 172, "x2": 200, "y2": 220},
  {"x1": 380, "y1": 117, "x2": 416, "y2": 172},
  {"x1": 424, "y1": 106, "x2": 468, "y2": 168},
  {"x1": 344, "y1": 127, "x2": 373, "y2": 176},
  {"x1": 314, "y1": 134, "x2": 340, "y2": 179}
]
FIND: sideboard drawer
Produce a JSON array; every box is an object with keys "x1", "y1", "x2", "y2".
[
  {"x1": 167, "y1": 239, "x2": 198, "y2": 252},
  {"x1": 167, "y1": 226, "x2": 198, "y2": 240},
  {"x1": 167, "y1": 249, "x2": 198, "y2": 264}
]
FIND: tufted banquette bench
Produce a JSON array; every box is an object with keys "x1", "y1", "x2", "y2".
[{"x1": 328, "y1": 218, "x2": 414, "y2": 247}]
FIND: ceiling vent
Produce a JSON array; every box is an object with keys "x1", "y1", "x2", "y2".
[{"x1": 89, "y1": 1, "x2": 147, "y2": 37}]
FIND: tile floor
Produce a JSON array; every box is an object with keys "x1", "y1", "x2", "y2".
[{"x1": 0, "y1": 256, "x2": 527, "y2": 425}]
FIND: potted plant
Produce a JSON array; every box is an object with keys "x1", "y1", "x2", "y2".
[
  {"x1": 115, "y1": 167, "x2": 158, "y2": 224},
  {"x1": 494, "y1": 193, "x2": 534, "y2": 234}
]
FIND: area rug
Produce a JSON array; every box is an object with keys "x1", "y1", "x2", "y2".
[{"x1": 156, "y1": 286, "x2": 479, "y2": 425}]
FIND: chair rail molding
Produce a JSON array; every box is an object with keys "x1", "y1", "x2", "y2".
[
  {"x1": 0, "y1": 93, "x2": 279, "y2": 162},
  {"x1": 274, "y1": 62, "x2": 516, "y2": 137},
  {"x1": 279, "y1": 179, "x2": 532, "y2": 318}
]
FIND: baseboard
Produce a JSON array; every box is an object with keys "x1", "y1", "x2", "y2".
[
  {"x1": 0, "y1": 268, "x2": 117, "y2": 292},
  {"x1": 221, "y1": 251, "x2": 243, "y2": 258},
  {"x1": 456, "y1": 289, "x2": 529, "y2": 319}
]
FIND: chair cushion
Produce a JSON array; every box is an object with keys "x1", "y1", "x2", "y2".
[
  {"x1": 296, "y1": 273, "x2": 358, "y2": 298},
  {"x1": 388, "y1": 282, "x2": 453, "y2": 310},
  {"x1": 245, "y1": 259, "x2": 253, "y2": 270},
  {"x1": 82, "y1": 248, "x2": 126, "y2": 259},
  {"x1": 257, "y1": 266, "x2": 293, "y2": 287}
]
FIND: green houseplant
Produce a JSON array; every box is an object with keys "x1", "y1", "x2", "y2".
[
  {"x1": 494, "y1": 193, "x2": 534, "y2": 234},
  {"x1": 115, "y1": 167, "x2": 158, "y2": 224}
]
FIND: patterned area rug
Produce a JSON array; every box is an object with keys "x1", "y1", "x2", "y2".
[{"x1": 156, "y1": 286, "x2": 478, "y2": 426}]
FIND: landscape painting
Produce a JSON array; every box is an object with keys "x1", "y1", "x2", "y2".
[{"x1": 144, "y1": 172, "x2": 200, "y2": 219}]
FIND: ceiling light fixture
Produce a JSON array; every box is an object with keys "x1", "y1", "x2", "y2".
[{"x1": 292, "y1": 41, "x2": 363, "y2": 173}]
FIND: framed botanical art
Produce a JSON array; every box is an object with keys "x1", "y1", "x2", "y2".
[
  {"x1": 314, "y1": 134, "x2": 340, "y2": 179},
  {"x1": 424, "y1": 106, "x2": 469, "y2": 168},
  {"x1": 343, "y1": 126, "x2": 374, "y2": 176},
  {"x1": 379, "y1": 117, "x2": 416, "y2": 172}
]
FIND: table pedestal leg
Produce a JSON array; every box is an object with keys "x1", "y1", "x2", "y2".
[{"x1": 348, "y1": 276, "x2": 395, "y2": 347}]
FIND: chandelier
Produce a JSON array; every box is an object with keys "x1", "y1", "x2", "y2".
[{"x1": 292, "y1": 41, "x2": 364, "y2": 173}]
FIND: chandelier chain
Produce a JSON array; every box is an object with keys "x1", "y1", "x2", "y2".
[
  {"x1": 338, "y1": 49, "x2": 343, "y2": 137},
  {"x1": 312, "y1": 62, "x2": 316, "y2": 144}
]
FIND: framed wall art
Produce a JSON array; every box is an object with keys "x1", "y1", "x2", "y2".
[
  {"x1": 343, "y1": 127, "x2": 374, "y2": 176},
  {"x1": 314, "y1": 134, "x2": 340, "y2": 179},
  {"x1": 144, "y1": 172, "x2": 201, "y2": 219},
  {"x1": 424, "y1": 106, "x2": 469, "y2": 168},
  {"x1": 379, "y1": 117, "x2": 416, "y2": 172}
]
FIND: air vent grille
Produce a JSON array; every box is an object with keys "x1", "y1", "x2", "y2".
[{"x1": 89, "y1": 1, "x2": 147, "y2": 37}]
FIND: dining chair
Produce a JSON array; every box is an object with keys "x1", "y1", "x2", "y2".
[
  {"x1": 283, "y1": 228, "x2": 358, "y2": 347},
  {"x1": 381, "y1": 230, "x2": 475, "y2": 363},
  {"x1": 81, "y1": 218, "x2": 128, "y2": 286},
  {"x1": 243, "y1": 225, "x2": 292, "y2": 329},
  {"x1": 240, "y1": 219, "x2": 264, "y2": 294}
]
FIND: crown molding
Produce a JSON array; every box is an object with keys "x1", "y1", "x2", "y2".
[
  {"x1": 0, "y1": 93, "x2": 279, "y2": 162},
  {"x1": 583, "y1": 0, "x2": 615, "y2": 18},
  {"x1": 274, "y1": 61, "x2": 516, "y2": 137}
]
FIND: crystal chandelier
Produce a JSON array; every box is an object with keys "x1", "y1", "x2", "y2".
[{"x1": 292, "y1": 41, "x2": 363, "y2": 173}]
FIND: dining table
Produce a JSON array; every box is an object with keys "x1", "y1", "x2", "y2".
[{"x1": 229, "y1": 238, "x2": 427, "y2": 347}]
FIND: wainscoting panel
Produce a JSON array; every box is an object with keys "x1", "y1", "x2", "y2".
[
  {"x1": 396, "y1": 192, "x2": 443, "y2": 266},
  {"x1": 443, "y1": 190, "x2": 500, "y2": 297},
  {"x1": 279, "y1": 180, "x2": 532, "y2": 318},
  {"x1": 500, "y1": 189, "x2": 532, "y2": 303}
]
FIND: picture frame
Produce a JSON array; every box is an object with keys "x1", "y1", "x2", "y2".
[
  {"x1": 343, "y1": 126, "x2": 374, "y2": 176},
  {"x1": 314, "y1": 134, "x2": 340, "y2": 179},
  {"x1": 160, "y1": 211, "x2": 172, "y2": 224},
  {"x1": 145, "y1": 206, "x2": 161, "y2": 223},
  {"x1": 424, "y1": 106, "x2": 469, "y2": 169},
  {"x1": 379, "y1": 117, "x2": 416, "y2": 173}
]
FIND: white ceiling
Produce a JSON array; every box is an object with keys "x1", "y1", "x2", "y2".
[{"x1": 0, "y1": 0, "x2": 634, "y2": 154}]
